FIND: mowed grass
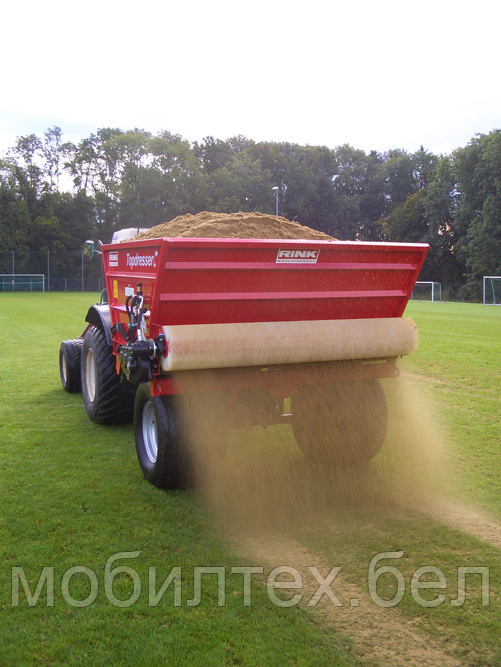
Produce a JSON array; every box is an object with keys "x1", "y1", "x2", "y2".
[
  {"x1": 402, "y1": 301, "x2": 501, "y2": 513},
  {"x1": 0, "y1": 293, "x2": 500, "y2": 666},
  {"x1": 288, "y1": 301, "x2": 501, "y2": 666},
  {"x1": 0, "y1": 292, "x2": 360, "y2": 667}
]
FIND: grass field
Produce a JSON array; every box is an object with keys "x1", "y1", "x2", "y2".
[
  {"x1": 0, "y1": 293, "x2": 500, "y2": 666},
  {"x1": 403, "y1": 302, "x2": 501, "y2": 515}
]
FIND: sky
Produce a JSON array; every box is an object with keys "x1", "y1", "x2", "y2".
[{"x1": 1, "y1": 0, "x2": 500, "y2": 158}]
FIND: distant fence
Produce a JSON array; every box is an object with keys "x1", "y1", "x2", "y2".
[{"x1": 0, "y1": 251, "x2": 103, "y2": 292}]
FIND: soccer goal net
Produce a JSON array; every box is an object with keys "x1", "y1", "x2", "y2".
[
  {"x1": 410, "y1": 281, "x2": 442, "y2": 302},
  {"x1": 0, "y1": 274, "x2": 45, "y2": 292},
  {"x1": 483, "y1": 276, "x2": 501, "y2": 305}
]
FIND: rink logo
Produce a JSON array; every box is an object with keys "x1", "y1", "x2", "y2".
[{"x1": 276, "y1": 249, "x2": 319, "y2": 263}]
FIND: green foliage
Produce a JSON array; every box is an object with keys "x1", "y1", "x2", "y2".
[
  {"x1": 382, "y1": 189, "x2": 427, "y2": 243},
  {"x1": 1, "y1": 126, "x2": 501, "y2": 293},
  {"x1": 421, "y1": 156, "x2": 463, "y2": 285},
  {"x1": 454, "y1": 130, "x2": 501, "y2": 279},
  {"x1": 0, "y1": 177, "x2": 31, "y2": 251}
]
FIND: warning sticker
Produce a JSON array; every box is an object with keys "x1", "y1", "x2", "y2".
[{"x1": 113, "y1": 280, "x2": 118, "y2": 300}]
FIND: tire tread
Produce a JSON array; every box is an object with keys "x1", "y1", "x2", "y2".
[
  {"x1": 82, "y1": 325, "x2": 134, "y2": 424},
  {"x1": 60, "y1": 339, "x2": 83, "y2": 393}
]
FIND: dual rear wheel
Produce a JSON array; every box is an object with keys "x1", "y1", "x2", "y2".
[{"x1": 59, "y1": 339, "x2": 83, "y2": 393}]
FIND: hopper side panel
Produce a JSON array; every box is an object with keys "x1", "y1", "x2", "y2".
[{"x1": 102, "y1": 238, "x2": 428, "y2": 328}]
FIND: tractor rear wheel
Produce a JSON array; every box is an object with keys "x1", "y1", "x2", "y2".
[
  {"x1": 59, "y1": 339, "x2": 83, "y2": 393},
  {"x1": 81, "y1": 325, "x2": 134, "y2": 424},
  {"x1": 291, "y1": 379, "x2": 387, "y2": 466},
  {"x1": 134, "y1": 383, "x2": 194, "y2": 489}
]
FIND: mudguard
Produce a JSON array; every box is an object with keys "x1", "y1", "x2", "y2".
[{"x1": 85, "y1": 304, "x2": 112, "y2": 345}]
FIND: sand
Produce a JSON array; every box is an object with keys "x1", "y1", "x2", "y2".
[{"x1": 131, "y1": 211, "x2": 334, "y2": 241}]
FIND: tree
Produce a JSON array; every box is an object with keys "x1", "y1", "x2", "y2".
[
  {"x1": 193, "y1": 136, "x2": 235, "y2": 174},
  {"x1": 7, "y1": 134, "x2": 46, "y2": 206},
  {"x1": 414, "y1": 145, "x2": 438, "y2": 189},
  {"x1": 453, "y1": 130, "x2": 501, "y2": 279},
  {"x1": 422, "y1": 156, "x2": 463, "y2": 285},
  {"x1": 381, "y1": 149, "x2": 419, "y2": 207},
  {"x1": 359, "y1": 150, "x2": 387, "y2": 240},
  {"x1": 381, "y1": 189, "x2": 427, "y2": 243},
  {"x1": 43, "y1": 126, "x2": 63, "y2": 191},
  {"x1": 466, "y1": 194, "x2": 501, "y2": 277},
  {"x1": 0, "y1": 161, "x2": 32, "y2": 253},
  {"x1": 132, "y1": 130, "x2": 208, "y2": 225}
]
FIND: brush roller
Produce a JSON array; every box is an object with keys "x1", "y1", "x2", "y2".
[{"x1": 160, "y1": 317, "x2": 418, "y2": 372}]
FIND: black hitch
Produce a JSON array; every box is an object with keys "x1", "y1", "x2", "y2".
[
  {"x1": 117, "y1": 334, "x2": 166, "y2": 385},
  {"x1": 118, "y1": 340, "x2": 155, "y2": 384}
]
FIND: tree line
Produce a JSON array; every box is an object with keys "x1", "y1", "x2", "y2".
[{"x1": 1, "y1": 126, "x2": 501, "y2": 297}]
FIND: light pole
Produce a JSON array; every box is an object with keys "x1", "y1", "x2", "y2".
[{"x1": 272, "y1": 186, "x2": 279, "y2": 217}]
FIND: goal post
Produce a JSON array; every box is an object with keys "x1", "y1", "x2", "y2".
[
  {"x1": 410, "y1": 281, "x2": 442, "y2": 302},
  {"x1": 0, "y1": 274, "x2": 45, "y2": 292},
  {"x1": 483, "y1": 276, "x2": 501, "y2": 305}
]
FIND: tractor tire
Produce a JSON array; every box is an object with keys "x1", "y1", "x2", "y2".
[
  {"x1": 134, "y1": 383, "x2": 194, "y2": 490},
  {"x1": 59, "y1": 339, "x2": 83, "y2": 393},
  {"x1": 291, "y1": 379, "x2": 388, "y2": 467},
  {"x1": 81, "y1": 325, "x2": 134, "y2": 424}
]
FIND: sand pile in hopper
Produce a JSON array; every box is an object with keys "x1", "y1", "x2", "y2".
[{"x1": 131, "y1": 211, "x2": 335, "y2": 241}]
